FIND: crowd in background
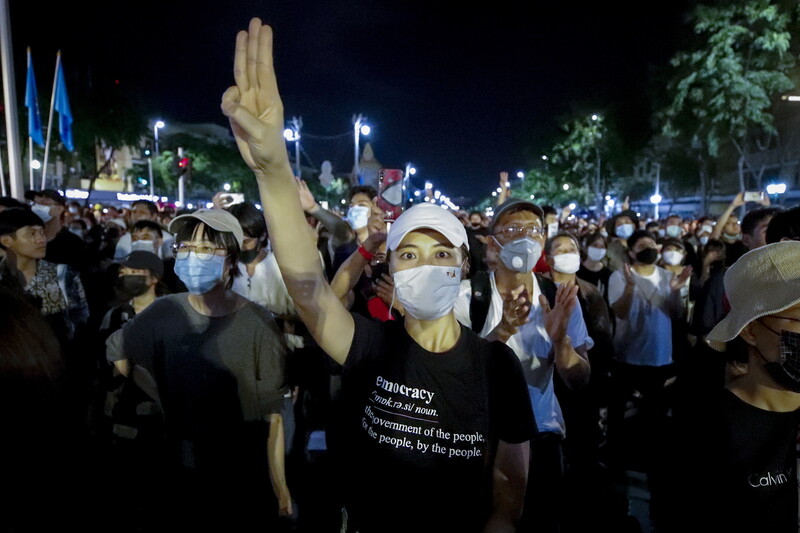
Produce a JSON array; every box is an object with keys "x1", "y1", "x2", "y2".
[{"x1": 2, "y1": 179, "x2": 799, "y2": 532}]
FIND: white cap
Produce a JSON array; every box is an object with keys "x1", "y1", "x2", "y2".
[{"x1": 386, "y1": 203, "x2": 468, "y2": 251}]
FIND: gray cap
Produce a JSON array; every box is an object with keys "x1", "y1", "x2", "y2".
[{"x1": 168, "y1": 208, "x2": 245, "y2": 250}]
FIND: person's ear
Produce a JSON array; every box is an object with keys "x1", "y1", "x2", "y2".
[
  {"x1": 0, "y1": 235, "x2": 12, "y2": 249},
  {"x1": 739, "y1": 322, "x2": 759, "y2": 348}
]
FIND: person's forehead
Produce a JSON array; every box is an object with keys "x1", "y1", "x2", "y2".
[
  {"x1": 666, "y1": 216, "x2": 682, "y2": 224},
  {"x1": 615, "y1": 216, "x2": 632, "y2": 225},
  {"x1": 664, "y1": 244, "x2": 683, "y2": 252},
  {"x1": 632, "y1": 236, "x2": 655, "y2": 248},
  {"x1": 120, "y1": 266, "x2": 149, "y2": 276},
  {"x1": 16, "y1": 224, "x2": 44, "y2": 234},
  {"x1": 552, "y1": 236, "x2": 578, "y2": 249},
  {"x1": 350, "y1": 193, "x2": 372, "y2": 205},
  {"x1": 498, "y1": 210, "x2": 542, "y2": 227},
  {"x1": 36, "y1": 196, "x2": 60, "y2": 206},
  {"x1": 132, "y1": 205, "x2": 152, "y2": 213}
]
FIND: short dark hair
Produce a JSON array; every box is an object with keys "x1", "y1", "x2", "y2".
[
  {"x1": 741, "y1": 206, "x2": 782, "y2": 236},
  {"x1": 627, "y1": 229, "x2": 654, "y2": 249},
  {"x1": 132, "y1": 219, "x2": 163, "y2": 237},
  {"x1": 0, "y1": 197, "x2": 27, "y2": 210},
  {"x1": 174, "y1": 217, "x2": 240, "y2": 289},
  {"x1": 0, "y1": 208, "x2": 44, "y2": 249},
  {"x1": 541, "y1": 205, "x2": 558, "y2": 217},
  {"x1": 35, "y1": 189, "x2": 66, "y2": 206},
  {"x1": 583, "y1": 230, "x2": 607, "y2": 250},
  {"x1": 347, "y1": 185, "x2": 377, "y2": 203},
  {"x1": 225, "y1": 201, "x2": 267, "y2": 241},
  {"x1": 646, "y1": 221, "x2": 660, "y2": 229},
  {"x1": 766, "y1": 205, "x2": 800, "y2": 244},
  {"x1": 131, "y1": 199, "x2": 158, "y2": 215}
]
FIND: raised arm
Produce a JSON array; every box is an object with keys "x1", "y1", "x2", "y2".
[
  {"x1": 710, "y1": 192, "x2": 743, "y2": 240},
  {"x1": 220, "y1": 18, "x2": 353, "y2": 365}
]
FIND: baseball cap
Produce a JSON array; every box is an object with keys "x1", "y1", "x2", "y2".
[
  {"x1": 121, "y1": 250, "x2": 164, "y2": 279},
  {"x1": 168, "y1": 208, "x2": 245, "y2": 250},
  {"x1": 706, "y1": 241, "x2": 800, "y2": 342},
  {"x1": 386, "y1": 203, "x2": 468, "y2": 251},
  {"x1": 489, "y1": 198, "x2": 545, "y2": 234}
]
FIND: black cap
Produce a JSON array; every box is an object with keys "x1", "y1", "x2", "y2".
[
  {"x1": 489, "y1": 198, "x2": 545, "y2": 234},
  {"x1": 121, "y1": 251, "x2": 164, "y2": 279}
]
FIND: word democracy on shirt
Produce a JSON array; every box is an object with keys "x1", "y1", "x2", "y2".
[{"x1": 375, "y1": 376, "x2": 435, "y2": 405}]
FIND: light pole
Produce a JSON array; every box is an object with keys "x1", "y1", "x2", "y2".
[
  {"x1": 153, "y1": 120, "x2": 165, "y2": 155},
  {"x1": 283, "y1": 116, "x2": 302, "y2": 178},
  {"x1": 353, "y1": 113, "x2": 370, "y2": 183},
  {"x1": 145, "y1": 144, "x2": 155, "y2": 198},
  {"x1": 404, "y1": 162, "x2": 416, "y2": 208}
]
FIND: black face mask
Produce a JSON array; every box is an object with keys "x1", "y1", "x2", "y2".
[
  {"x1": 114, "y1": 275, "x2": 149, "y2": 301},
  {"x1": 239, "y1": 246, "x2": 261, "y2": 264},
  {"x1": 757, "y1": 320, "x2": 800, "y2": 392},
  {"x1": 635, "y1": 248, "x2": 659, "y2": 265}
]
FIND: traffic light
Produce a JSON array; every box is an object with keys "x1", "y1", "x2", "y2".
[
  {"x1": 177, "y1": 156, "x2": 192, "y2": 183},
  {"x1": 143, "y1": 143, "x2": 152, "y2": 157}
]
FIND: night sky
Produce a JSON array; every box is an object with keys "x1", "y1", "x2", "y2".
[{"x1": 10, "y1": 0, "x2": 692, "y2": 205}]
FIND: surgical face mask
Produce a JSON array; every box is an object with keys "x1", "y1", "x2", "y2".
[
  {"x1": 552, "y1": 252, "x2": 581, "y2": 274},
  {"x1": 699, "y1": 236, "x2": 710, "y2": 246},
  {"x1": 635, "y1": 247, "x2": 659, "y2": 265},
  {"x1": 656, "y1": 228, "x2": 665, "y2": 238},
  {"x1": 666, "y1": 225, "x2": 682, "y2": 238},
  {"x1": 723, "y1": 232, "x2": 740, "y2": 241},
  {"x1": 114, "y1": 274, "x2": 150, "y2": 300},
  {"x1": 756, "y1": 320, "x2": 800, "y2": 392},
  {"x1": 68, "y1": 206, "x2": 79, "y2": 214},
  {"x1": 31, "y1": 203, "x2": 53, "y2": 223},
  {"x1": 493, "y1": 236, "x2": 542, "y2": 273},
  {"x1": 392, "y1": 264, "x2": 462, "y2": 321},
  {"x1": 174, "y1": 253, "x2": 226, "y2": 294},
  {"x1": 131, "y1": 239, "x2": 157, "y2": 253},
  {"x1": 662, "y1": 250, "x2": 684, "y2": 266},
  {"x1": 346, "y1": 205, "x2": 370, "y2": 230},
  {"x1": 599, "y1": 229, "x2": 608, "y2": 238},
  {"x1": 587, "y1": 246, "x2": 607, "y2": 262},
  {"x1": 69, "y1": 228, "x2": 84, "y2": 239},
  {"x1": 700, "y1": 224, "x2": 713, "y2": 235},
  {"x1": 615, "y1": 223, "x2": 634, "y2": 239}
]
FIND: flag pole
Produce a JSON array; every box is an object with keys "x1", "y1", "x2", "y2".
[
  {"x1": 29, "y1": 135, "x2": 33, "y2": 190},
  {"x1": 0, "y1": 0, "x2": 24, "y2": 200},
  {"x1": 41, "y1": 51, "x2": 59, "y2": 190},
  {"x1": 0, "y1": 141, "x2": 6, "y2": 196}
]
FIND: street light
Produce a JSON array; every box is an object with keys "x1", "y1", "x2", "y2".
[
  {"x1": 154, "y1": 120, "x2": 165, "y2": 155},
  {"x1": 284, "y1": 116, "x2": 302, "y2": 178},
  {"x1": 404, "y1": 162, "x2": 416, "y2": 207},
  {"x1": 517, "y1": 171, "x2": 524, "y2": 179},
  {"x1": 353, "y1": 114, "x2": 370, "y2": 182}
]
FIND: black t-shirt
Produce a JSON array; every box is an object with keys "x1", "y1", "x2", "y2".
[
  {"x1": 577, "y1": 264, "x2": 611, "y2": 303},
  {"x1": 340, "y1": 313, "x2": 536, "y2": 533},
  {"x1": 45, "y1": 227, "x2": 89, "y2": 272},
  {"x1": 659, "y1": 388, "x2": 800, "y2": 533}
]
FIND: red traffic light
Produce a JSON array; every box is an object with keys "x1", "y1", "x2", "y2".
[{"x1": 178, "y1": 157, "x2": 190, "y2": 168}]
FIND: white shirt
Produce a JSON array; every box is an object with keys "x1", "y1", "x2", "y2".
[
  {"x1": 454, "y1": 272, "x2": 593, "y2": 436},
  {"x1": 608, "y1": 266, "x2": 674, "y2": 367}
]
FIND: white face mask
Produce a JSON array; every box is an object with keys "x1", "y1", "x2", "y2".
[
  {"x1": 392, "y1": 264, "x2": 462, "y2": 321},
  {"x1": 662, "y1": 250, "x2": 685, "y2": 266},
  {"x1": 699, "y1": 236, "x2": 710, "y2": 246},
  {"x1": 700, "y1": 224, "x2": 713, "y2": 235},
  {"x1": 31, "y1": 203, "x2": 53, "y2": 223},
  {"x1": 131, "y1": 239, "x2": 157, "y2": 253},
  {"x1": 587, "y1": 246, "x2": 607, "y2": 262},
  {"x1": 346, "y1": 205, "x2": 370, "y2": 230},
  {"x1": 615, "y1": 223, "x2": 634, "y2": 239},
  {"x1": 552, "y1": 252, "x2": 581, "y2": 274},
  {"x1": 666, "y1": 225, "x2": 682, "y2": 238}
]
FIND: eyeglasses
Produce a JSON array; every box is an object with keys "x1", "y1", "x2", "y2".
[
  {"x1": 172, "y1": 243, "x2": 227, "y2": 261},
  {"x1": 493, "y1": 224, "x2": 545, "y2": 240}
]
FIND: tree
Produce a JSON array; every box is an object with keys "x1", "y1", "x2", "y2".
[
  {"x1": 659, "y1": 0, "x2": 797, "y2": 214},
  {"x1": 549, "y1": 112, "x2": 610, "y2": 214}
]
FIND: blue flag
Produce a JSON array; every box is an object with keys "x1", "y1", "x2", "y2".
[
  {"x1": 24, "y1": 52, "x2": 44, "y2": 146},
  {"x1": 54, "y1": 58, "x2": 74, "y2": 152}
]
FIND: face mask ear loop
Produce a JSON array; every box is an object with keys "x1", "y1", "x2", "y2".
[{"x1": 389, "y1": 273, "x2": 398, "y2": 321}]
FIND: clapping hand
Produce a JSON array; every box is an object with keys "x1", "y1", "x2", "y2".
[
  {"x1": 541, "y1": 282, "x2": 578, "y2": 345},
  {"x1": 670, "y1": 265, "x2": 693, "y2": 291}
]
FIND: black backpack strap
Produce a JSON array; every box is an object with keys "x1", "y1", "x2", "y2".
[
  {"x1": 534, "y1": 273, "x2": 557, "y2": 309},
  {"x1": 469, "y1": 270, "x2": 492, "y2": 334}
]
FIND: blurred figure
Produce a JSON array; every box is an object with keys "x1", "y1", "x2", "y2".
[{"x1": 578, "y1": 230, "x2": 612, "y2": 302}]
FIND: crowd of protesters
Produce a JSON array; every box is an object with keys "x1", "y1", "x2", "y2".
[{"x1": 3, "y1": 17, "x2": 800, "y2": 533}]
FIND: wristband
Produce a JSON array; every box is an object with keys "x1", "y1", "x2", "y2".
[{"x1": 357, "y1": 245, "x2": 374, "y2": 261}]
